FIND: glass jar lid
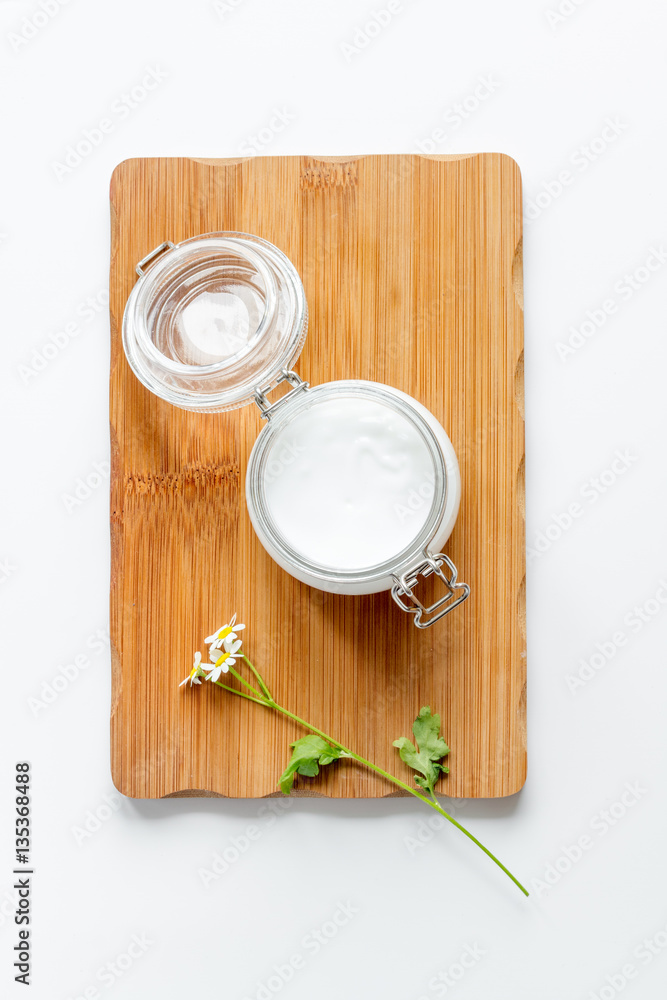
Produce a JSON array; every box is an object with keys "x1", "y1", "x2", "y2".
[{"x1": 122, "y1": 232, "x2": 308, "y2": 412}]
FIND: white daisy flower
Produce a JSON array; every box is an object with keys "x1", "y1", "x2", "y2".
[
  {"x1": 205, "y1": 612, "x2": 246, "y2": 650},
  {"x1": 206, "y1": 636, "x2": 243, "y2": 683},
  {"x1": 180, "y1": 651, "x2": 206, "y2": 687}
]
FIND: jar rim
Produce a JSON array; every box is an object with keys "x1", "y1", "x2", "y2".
[{"x1": 246, "y1": 380, "x2": 450, "y2": 585}]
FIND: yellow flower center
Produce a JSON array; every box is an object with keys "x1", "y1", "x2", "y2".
[
  {"x1": 215, "y1": 651, "x2": 230, "y2": 668},
  {"x1": 217, "y1": 626, "x2": 233, "y2": 642}
]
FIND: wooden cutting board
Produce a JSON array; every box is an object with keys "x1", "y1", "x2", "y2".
[{"x1": 109, "y1": 153, "x2": 525, "y2": 799}]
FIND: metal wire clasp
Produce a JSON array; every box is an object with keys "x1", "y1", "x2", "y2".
[
  {"x1": 135, "y1": 241, "x2": 176, "y2": 276},
  {"x1": 253, "y1": 369, "x2": 310, "y2": 420},
  {"x1": 391, "y1": 552, "x2": 470, "y2": 628}
]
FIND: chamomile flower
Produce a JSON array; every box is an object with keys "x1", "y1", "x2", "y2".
[
  {"x1": 206, "y1": 636, "x2": 243, "y2": 683},
  {"x1": 179, "y1": 651, "x2": 206, "y2": 687},
  {"x1": 205, "y1": 613, "x2": 246, "y2": 650}
]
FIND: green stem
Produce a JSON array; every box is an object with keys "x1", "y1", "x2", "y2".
[
  {"x1": 225, "y1": 664, "x2": 264, "y2": 700},
  {"x1": 213, "y1": 679, "x2": 268, "y2": 706},
  {"x1": 216, "y1": 659, "x2": 529, "y2": 897},
  {"x1": 242, "y1": 655, "x2": 274, "y2": 701}
]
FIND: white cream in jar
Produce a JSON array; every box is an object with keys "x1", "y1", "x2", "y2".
[{"x1": 261, "y1": 394, "x2": 434, "y2": 570}]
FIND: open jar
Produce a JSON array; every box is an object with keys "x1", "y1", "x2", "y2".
[{"x1": 122, "y1": 232, "x2": 470, "y2": 628}]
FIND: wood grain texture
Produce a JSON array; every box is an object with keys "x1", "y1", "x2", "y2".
[{"x1": 109, "y1": 154, "x2": 525, "y2": 799}]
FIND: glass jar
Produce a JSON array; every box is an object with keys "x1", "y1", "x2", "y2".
[
  {"x1": 122, "y1": 233, "x2": 307, "y2": 412},
  {"x1": 122, "y1": 232, "x2": 469, "y2": 627}
]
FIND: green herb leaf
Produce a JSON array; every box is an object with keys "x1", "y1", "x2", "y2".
[
  {"x1": 393, "y1": 707, "x2": 450, "y2": 797},
  {"x1": 278, "y1": 735, "x2": 345, "y2": 794}
]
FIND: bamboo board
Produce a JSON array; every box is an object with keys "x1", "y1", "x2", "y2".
[{"x1": 109, "y1": 154, "x2": 525, "y2": 799}]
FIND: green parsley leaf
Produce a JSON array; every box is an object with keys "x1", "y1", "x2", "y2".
[
  {"x1": 278, "y1": 735, "x2": 346, "y2": 794},
  {"x1": 393, "y1": 706, "x2": 450, "y2": 797}
]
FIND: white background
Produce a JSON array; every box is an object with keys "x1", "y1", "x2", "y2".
[{"x1": 2, "y1": 1, "x2": 666, "y2": 998}]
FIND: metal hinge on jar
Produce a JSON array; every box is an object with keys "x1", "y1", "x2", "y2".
[
  {"x1": 391, "y1": 552, "x2": 470, "y2": 628},
  {"x1": 253, "y1": 369, "x2": 310, "y2": 420}
]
